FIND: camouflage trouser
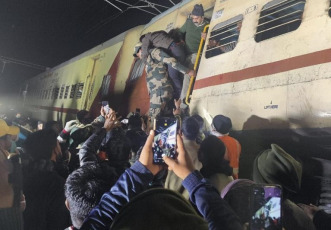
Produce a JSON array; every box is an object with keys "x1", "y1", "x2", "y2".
[{"x1": 149, "y1": 88, "x2": 173, "y2": 121}]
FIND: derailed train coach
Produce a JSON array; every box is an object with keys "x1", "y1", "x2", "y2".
[{"x1": 24, "y1": 0, "x2": 331, "y2": 184}]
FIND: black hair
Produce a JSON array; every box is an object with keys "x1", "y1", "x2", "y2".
[
  {"x1": 24, "y1": 129, "x2": 57, "y2": 161},
  {"x1": 191, "y1": 114, "x2": 204, "y2": 130},
  {"x1": 76, "y1": 110, "x2": 92, "y2": 125},
  {"x1": 182, "y1": 117, "x2": 199, "y2": 141},
  {"x1": 106, "y1": 128, "x2": 132, "y2": 162},
  {"x1": 198, "y1": 135, "x2": 233, "y2": 177},
  {"x1": 168, "y1": 28, "x2": 184, "y2": 43},
  {"x1": 64, "y1": 163, "x2": 118, "y2": 228},
  {"x1": 128, "y1": 114, "x2": 142, "y2": 129}
]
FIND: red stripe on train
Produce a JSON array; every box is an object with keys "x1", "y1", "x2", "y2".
[{"x1": 194, "y1": 48, "x2": 331, "y2": 90}]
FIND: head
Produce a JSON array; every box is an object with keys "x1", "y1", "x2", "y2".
[
  {"x1": 191, "y1": 114, "x2": 204, "y2": 130},
  {"x1": 0, "y1": 119, "x2": 19, "y2": 150},
  {"x1": 191, "y1": 4, "x2": 204, "y2": 26},
  {"x1": 252, "y1": 144, "x2": 302, "y2": 196},
  {"x1": 24, "y1": 129, "x2": 60, "y2": 161},
  {"x1": 44, "y1": 120, "x2": 62, "y2": 134},
  {"x1": 110, "y1": 189, "x2": 208, "y2": 229},
  {"x1": 221, "y1": 179, "x2": 255, "y2": 225},
  {"x1": 168, "y1": 28, "x2": 184, "y2": 43},
  {"x1": 76, "y1": 110, "x2": 93, "y2": 125},
  {"x1": 133, "y1": 42, "x2": 142, "y2": 59},
  {"x1": 182, "y1": 116, "x2": 199, "y2": 141},
  {"x1": 105, "y1": 129, "x2": 132, "y2": 162},
  {"x1": 198, "y1": 135, "x2": 232, "y2": 177},
  {"x1": 128, "y1": 113, "x2": 142, "y2": 129},
  {"x1": 64, "y1": 163, "x2": 118, "y2": 228},
  {"x1": 212, "y1": 115, "x2": 232, "y2": 134}
]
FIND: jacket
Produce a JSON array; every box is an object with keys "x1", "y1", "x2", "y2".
[
  {"x1": 79, "y1": 161, "x2": 242, "y2": 230},
  {"x1": 141, "y1": 31, "x2": 173, "y2": 61}
]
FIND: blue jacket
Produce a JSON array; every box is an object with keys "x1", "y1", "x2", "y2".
[{"x1": 79, "y1": 161, "x2": 242, "y2": 230}]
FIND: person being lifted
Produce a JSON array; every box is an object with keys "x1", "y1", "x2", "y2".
[{"x1": 133, "y1": 42, "x2": 195, "y2": 123}]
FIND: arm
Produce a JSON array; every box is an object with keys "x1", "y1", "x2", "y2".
[
  {"x1": 141, "y1": 33, "x2": 152, "y2": 61},
  {"x1": 163, "y1": 135, "x2": 242, "y2": 230},
  {"x1": 80, "y1": 130, "x2": 162, "y2": 230},
  {"x1": 183, "y1": 171, "x2": 242, "y2": 230},
  {"x1": 78, "y1": 128, "x2": 107, "y2": 166},
  {"x1": 79, "y1": 161, "x2": 154, "y2": 230}
]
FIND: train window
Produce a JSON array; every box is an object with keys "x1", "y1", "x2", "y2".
[
  {"x1": 101, "y1": 74, "x2": 111, "y2": 97},
  {"x1": 59, "y1": 85, "x2": 65, "y2": 99},
  {"x1": 205, "y1": 15, "x2": 243, "y2": 59},
  {"x1": 255, "y1": 0, "x2": 306, "y2": 42},
  {"x1": 127, "y1": 59, "x2": 145, "y2": 84},
  {"x1": 70, "y1": 84, "x2": 77, "y2": 99},
  {"x1": 329, "y1": 1, "x2": 331, "y2": 17},
  {"x1": 64, "y1": 86, "x2": 70, "y2": 99},
  {"x1": 76, "y1": 83, "x2": 84, "y2": 99},
  {"x1": 54, "y1": 87, "x2": 59, "y2": 99}
]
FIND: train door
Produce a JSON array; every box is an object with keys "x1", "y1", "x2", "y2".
[
  {"x1": 120, "y1": 58, "x2": 148, "y2": 116},
  {"x1": 82, "y1": 55, "x2": 100, "y2": 110}
]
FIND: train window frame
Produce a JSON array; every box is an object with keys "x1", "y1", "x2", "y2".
[
  {"x1": 205, "y1": 15, "x2": 243, "y2": 59},
  {"x1": 127, "y1": 59, "x2": 145, "y2": 84},
  {"x1": 255, "y1": 0, "x2": 306, "y2": 43},
  {"x1": 76, "y1": 83, "x2": 84, "y2": 99},
  {"x1": 64, "y1": 86, "x2": 70, "y2": 99},
  {"x1": 59, "y1": 84, "x2": 65, "y2": 99},
  {"x1": 70, "y1": 84, "x2": 77, "y2": 99}
]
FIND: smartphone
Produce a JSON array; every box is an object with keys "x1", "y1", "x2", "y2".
[
  {"x1": 102, "y1": 101, "x2": 111, "y2": 114},
  {"x1": 249, "y1": 184, "x2": 282, "y2": 230},
  {"x1": 152, "y1": 117, "x2": 177, "y2": 164}
]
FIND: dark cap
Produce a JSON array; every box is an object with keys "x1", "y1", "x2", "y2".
[
  {"x1": 253, "y1": 144, "x2": 302, "y2": 193},
  {"x1": 212, "y1": 115, "x2": 232, "y2": 134},
  {"x1": 192, "y1": 4, "x2": 204, "y2": 17}
]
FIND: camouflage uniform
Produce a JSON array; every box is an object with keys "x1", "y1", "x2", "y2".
[{"x1": 145, "y1": 48, "x2": 189, "y2": 119}]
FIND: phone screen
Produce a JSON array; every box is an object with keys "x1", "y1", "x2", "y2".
[
  {"x1": 152, "y1": 117, "x2": 177, "y2": 164},
  {"x1": 250, "y1": 184, "x2": 282, "y2": 230},
  {"x1": 102, "y1": 101, "x2": 111, "y2": 114}
]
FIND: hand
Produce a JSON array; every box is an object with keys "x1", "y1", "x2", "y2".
[
  {"x1": 163, "y1": 134, "x2": 195, "y2": 180},
  {"x1": 20, "y1": 194, "x2": 26, "y2": 212},
  {"x1": 139, "y1": 130, "x2": 163, "y2": 175},
  {"x1": 201, "y1": 32, "x2": 207, "y2": 40},
  {"x1": 297, "y1": 203, "x2": 320, "y2": 220},
  {"x1": 103, "y1": 112, "x2": 121, "y2": 131},
  {"x1": 64, "y1": 120, "x2": 77, "y2": 132},
  {"x1": 173, "y1": 99, "x2": 181, "y2": 116},
  {"x1": 100, "y1": 106, "x2": 106, "y2": 117},
  {"x1": 187, "y1": 70, "x2": 196, "y2": 77}
]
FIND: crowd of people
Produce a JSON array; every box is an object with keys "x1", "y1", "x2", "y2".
[{"x1": 1, "y1": 4, "x2": 331, "y2": 230}]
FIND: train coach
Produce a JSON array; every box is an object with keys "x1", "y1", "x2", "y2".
[{"x1": 23, "y1": 0, "x2": 331, "y2": 207}]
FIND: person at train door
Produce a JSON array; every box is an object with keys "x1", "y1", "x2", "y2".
[
  {"x1": 139, "y1": 30, "x2": 186, "y2": 100},
  {"x1": 133, "y1": 42, "x2": 195, "y2": 122},
  {"x1": 179, "y1": 4, "x2": 209, "y2": 107}
]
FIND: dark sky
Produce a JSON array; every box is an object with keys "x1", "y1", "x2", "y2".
[{"x1": 0, "y1": 0, "x2": 181, "y2": 96}]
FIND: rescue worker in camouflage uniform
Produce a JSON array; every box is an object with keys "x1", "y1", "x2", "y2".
[{"x1": 133, "y1": 42, "x2": 195, "y2": 120}]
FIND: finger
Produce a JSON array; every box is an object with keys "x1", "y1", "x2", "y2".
[
  {"x1": 142, "y1": 130, "x2": 154, "y2": 153},
  {"x1": 176, "y1": 135, "x2": 185, "y2": 161},
  {"x1": 163, "y1": 155, "x2": 176, "y2": 170}
]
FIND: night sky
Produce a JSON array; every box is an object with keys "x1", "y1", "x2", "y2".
[{"x1": 0, "y1": 0, "x2": 181, "y2": 97}]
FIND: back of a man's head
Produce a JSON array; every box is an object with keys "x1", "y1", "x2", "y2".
[
  {"x1": 65, "y1": 163, "x2": 118, "y2": 228},
  {"x1": 24, "y1": 129, "x2": 57, "y2": 161},
  {"x1": 128, "y1": 114, "x2": 142, "y2": 129},
  {"x1": 106, "y1": 128, "x2": 132, "y2": 162},
  {"x1": 182, "y1": 117, "x2": 199, "y2": 141}
]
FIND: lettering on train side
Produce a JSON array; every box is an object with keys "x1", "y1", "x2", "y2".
[
  {"x1": 166, "y1": 23, "x2": 174, "y2": 32},
  {"x1": 245, "y1": 5, "x2": 258, "y2": 15},
  {"x1": 264, "y1": 101, "x2": 278, "y2": 110},
  {"x1": 213, "y1": 9, "x2": 224, "y2": 20}
]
